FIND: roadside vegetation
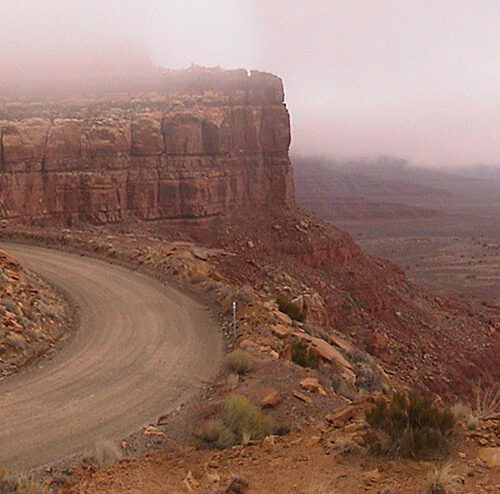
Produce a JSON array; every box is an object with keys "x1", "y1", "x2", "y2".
[
  {"x1": 364, "y1": 391, "x2": 455, "y2": 459},
  {"x1": 197, "y1": 394, "x2": 274, "y2": 449},
  {"x1": 428, "y1": 463, "x2": 460, "y2": 494},
  {"x1": 0, "y1": 468, "x2": 50, "y2": 494},
  {"x1": 223, "y1": 350, "x2": 254, "y2": 375}
]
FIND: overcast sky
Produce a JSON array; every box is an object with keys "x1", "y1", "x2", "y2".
[{"x1": 1, "y1": 0, "x2": 499, "y2": 166}]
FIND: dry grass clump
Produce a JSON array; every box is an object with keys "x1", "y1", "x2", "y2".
[
  {"x1": 450, "y1": 385, "x2": 500, "y2": 430},
  {"x1": 15, "y1": 474, "x2": 52, "y2": 494},
  {"x1": 471, "y1": 383, "x2": 500, "y2": 421},
  {"x1": 302, "y1": 482, "x2": 336, "y2": 494},
  {"x1": 197, "y1": 394, "x2": 274, "y2": 449},
  {"x1": 364, "y1": 391, "x2": 455, "y2": 460},
  {"x1": 223, "y1": 350, "x2": 254, "y2": 375},
  {"x1": 449, "y1": 402, "x2": 471, "y2": 421},
  {"x1": 90, "y1": 439, "x2": 122, "y2": 468},
  {"x1": 0, "y1": 468, "x2": 50, "y2": 494},
  {"x1": 5, "y1": 333, "x2": 26, "y2": 351},
  {"x1": 428, "y1": 463, "x2": 461, "y2": 494}
]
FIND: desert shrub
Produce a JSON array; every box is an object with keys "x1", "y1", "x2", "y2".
[
  {"x1": 223, "y1": 350, "x2": 254, "y2": 375},
  {"x1": 216, "y1": 426, "x2": 238, "y2": 449},
  {"x1": 223, "y1": 394, "x2": 274, "y2": 445},
  {"x1": 349, "y1": 349, "x2": 373, "y2": 364},
  {"x1": 198, "y1": 418, "x2": 225, "y2": 443},
  {"x1": 364, "y1": 391, "x2": 455, "y2": 459},
  {"x1": 355, "y1": 362, "x2": 381, "y2": 392},
  {"x1": 292, "y1": 340, "x2": 319, "y2": 369},
  {"x1": 276, "y1": 294, "x2": 306, "y2": 322},
  {"x1": 199, "y1": 395, "x2": 274, "y2": 449},
  {"x1": 90, "y1": 440, "x2": 122, "y2": 468}
]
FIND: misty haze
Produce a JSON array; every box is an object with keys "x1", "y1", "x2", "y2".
[{"x1": 0, "y1": 1, "x2": 498, "y2": 492}]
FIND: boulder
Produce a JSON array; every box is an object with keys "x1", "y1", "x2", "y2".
[
  {"x1": 279, "y1": 343, "x2": 293, "y2": 361},
  {"x1": 255, "y1": 388, "x2": 281, "y2": 408},
  {"x1": 300, "y1": 377, "x2": 327, "y2": 396},
  {"x1": 310, "y1": 337, "x2": 353, "y2": 370},
  {"x1": 270, "y1": 324, "x2": 290, "y2": 339},
  {"x1": 325, "y1": 406, "x2": 356, "y2": 426},
  {"x1": 293, "y1": 391, "x2": 312, "y2": 404}
]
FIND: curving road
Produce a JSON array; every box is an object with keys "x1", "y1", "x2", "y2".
[{"x1": 0, "y1": 244, "x2": 221, "y2": 471}]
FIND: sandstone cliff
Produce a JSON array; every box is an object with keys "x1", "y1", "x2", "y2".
[{"x1": 0, "y1": 68, "x2": 294, "y2": 224}]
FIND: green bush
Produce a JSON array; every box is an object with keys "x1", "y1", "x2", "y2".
[
  {"x1": 364, "y1": 391, "x2": 455, "y2": 459},
  {"x1": 223, "y1": 350, "x2": 254, "y2": 375},
  {"x1": 292, "y1": 340, "x2": 319, "y2": 369},
  {"x1": 277, "y1": 294, "x2": 306, "y2": 322}
]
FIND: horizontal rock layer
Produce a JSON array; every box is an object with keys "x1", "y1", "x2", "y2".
[{"x1": 0, "y1": 69, "x2": 294, "y2": 223}]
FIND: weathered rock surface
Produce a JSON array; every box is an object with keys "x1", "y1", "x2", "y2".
[{"x1": 0, "y1": 68, "x2": 293, "y2": 224}]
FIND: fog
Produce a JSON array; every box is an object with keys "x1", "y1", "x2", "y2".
[{"x1": 1, "y1": 0, "x2": 499, "y2": 167}]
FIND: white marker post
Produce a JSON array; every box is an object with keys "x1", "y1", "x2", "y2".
[{"x1": 232, "y1": 301, "x2": 237, "y2": 341}]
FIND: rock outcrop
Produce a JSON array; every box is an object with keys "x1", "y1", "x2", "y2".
[
  {"x1": 0, "y1": 249, "x2": 70, "y2": 375},
  {"x1": 0, "y1": 68, "x2": 294, "y2": 224}
]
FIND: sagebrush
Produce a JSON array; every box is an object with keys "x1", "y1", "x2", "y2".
[{"x1": 364, "y1": 391, "x2": 455, "y2": 459}]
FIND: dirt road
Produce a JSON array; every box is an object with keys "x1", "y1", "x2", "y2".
[{"x1": 0, "y1": 244, "x2": 222, "y2": 471}]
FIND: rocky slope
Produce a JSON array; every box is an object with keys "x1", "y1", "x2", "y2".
[
  {"x1": 0, "y1": 248, "x2": 71, "y2": 375},
  {"x1": 0, "y1": 67, "x2": 293, "y2": 224},
  {"x1": 63, "y1": 417, "x2": 500, "y2": 493},
  {"x1": 3, "y1": 223, "x2": 494, "y2": 492}
]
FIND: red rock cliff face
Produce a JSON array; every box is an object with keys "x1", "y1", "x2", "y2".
[{"x1": 0, "y1": 68, "x2": 294, "y2": 224}]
